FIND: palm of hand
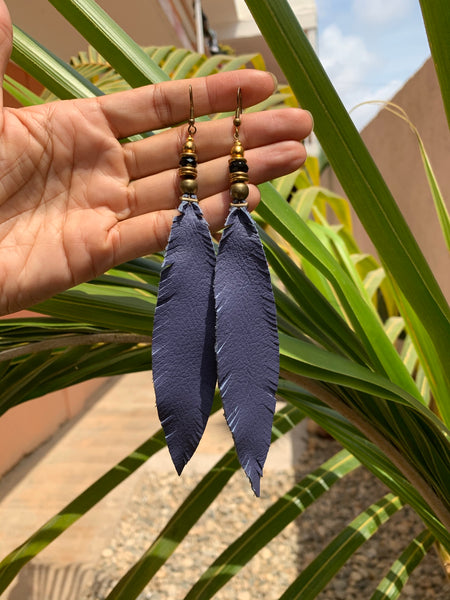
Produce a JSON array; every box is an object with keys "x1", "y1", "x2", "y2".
[{"x1": 0, "y1": 101, "x2": 130, "y2": 313}]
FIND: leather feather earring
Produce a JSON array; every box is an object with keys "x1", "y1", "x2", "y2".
[
  {"x1": 152, "y1": 86, "x2": 217, "y2": 475},
  {"x1": 214, "y1": 88, "x2": 280, "y2": 496}
]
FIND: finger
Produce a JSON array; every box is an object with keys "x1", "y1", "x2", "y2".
[
  {"x1": 0, "y1": 1, "x2": 12, "y2": 111},
  {"x1": 123, "y1": 108, "x2": 313, "y2": 181},
  {"x1": 113, "y1": 184, "x2": 262, "y2": 261},
  {"x1": 96, "y1": 70, "x2": 277, "y2": 139},
  {"x1": 127, "y1": 140, "x2": 306, "y2": 218}
]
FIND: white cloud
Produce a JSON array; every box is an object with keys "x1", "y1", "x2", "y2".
[
  {"x1": 352, "y1": 0, "x2": 413, "y2": 26},
  {"x1": 319, "y1": 24, "x2": 377, "y2": 103},
  {"x1": 319, "y1": 24, "x2": 404, "y2": 129}
]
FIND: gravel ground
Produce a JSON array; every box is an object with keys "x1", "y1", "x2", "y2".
[{"x1": 85, "y1": 429, "x2": 449, "y2": 599}]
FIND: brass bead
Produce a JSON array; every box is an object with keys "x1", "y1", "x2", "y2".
[
  {"x1": 230, "y1": 141, "x2": 244, "y2": 158},
  {"x1": 230, "y1": 182, "x2": 249, "y2": 201},
  {"x1": 183, "y1": 135, "x2": 196, "y2": 153},
  {"x1": 229, "y1": 171, "x2": 249, "y2": 184},
  {"x1": 180, "y1": 178, "x2": 198, "y2": 194},
  {"x1": 179, "y1": 165, "x2": 197, "y2": 178}
]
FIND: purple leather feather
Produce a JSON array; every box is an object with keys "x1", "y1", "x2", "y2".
[
  {"x1": 152, "y1": 200, "x2": 217, "y2": 474},
  {"x1": 215, "y1": 207, "x2": 279, "y2": 496}
]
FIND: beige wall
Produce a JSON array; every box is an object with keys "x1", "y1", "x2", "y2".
[
  {"x1": 0, "y1": 378, "x2": 105, "y2": 477},
  {"x1": 0, "y1": 308, "x2": 106, "y2": 478},
  {"x1": 7, "y1": 0, "x2": 178, "y2": 61},
  {"x1": 322, "y1": 58, "x2": 450, "y2": 301}
]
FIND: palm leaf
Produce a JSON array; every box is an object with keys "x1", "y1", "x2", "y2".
[
  {"x1": 370, "y1": 530, "x2": 435, "y2": 600},
  {"x1": 279, "y1": 382, "x2": 450, "y2": 549},
  {"x1": 279, "y1": 494, "x2": 404, "y2": 599},
  {"x1": 0, "y1": 327, "x2": 150, "y2": 416}
]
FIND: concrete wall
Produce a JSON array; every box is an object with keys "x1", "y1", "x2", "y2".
[
  {"x1": 0, "y1": 377, "x2": 105, "y2": 477},
  {"x1": 322, "y1": 58, "x2": 450, "y2": 301}
]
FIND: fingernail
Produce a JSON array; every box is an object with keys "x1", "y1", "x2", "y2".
[
  {"x1": 305, "y1": 109, "x2": 314, "y2": 130},
  {"x1": 268, "y1": 72, "x2": 278, "y2": 91}
]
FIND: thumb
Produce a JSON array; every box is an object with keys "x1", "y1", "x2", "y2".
[{"x1": 0, "y1": 0, "x2": 12, "y2": 111}]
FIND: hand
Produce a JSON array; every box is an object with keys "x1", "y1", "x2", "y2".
[{"x1": 0, "y1": 3, "x2": 313, "y2": 315}]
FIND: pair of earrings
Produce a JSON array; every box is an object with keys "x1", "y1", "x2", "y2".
[{"x1": 152, "y1": 86, "x2": 279, "y2": 496}]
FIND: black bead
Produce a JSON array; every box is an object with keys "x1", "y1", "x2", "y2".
[
  {"x1": 229, "y1": 159, "x2": 248, "y2": 173},
  {"x1": 179, "y1": 155, "x2": 197, "y2": 167}
]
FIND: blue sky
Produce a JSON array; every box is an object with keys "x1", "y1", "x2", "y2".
[{"x1": 316, "y1": 0, "x2": 431, "y2": 128}]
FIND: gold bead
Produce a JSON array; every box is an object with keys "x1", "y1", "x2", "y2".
[
  {"x1": 180, "y1": 178, "x2": 198, "y2": 194},
  {"x1": 179, "y1": 165, "x2": 197, "y2": 178},
  {"x1": 229, "y1": 171, "x2": 249, "y2": 184},
  {"x1": 183, "y1": 135, "x2": 196, "y2": 153},
  {"x1": 231, "y1": 141, "x2": 244, "y2": 158},
  {"x1": 230, "y1": 182, "x2": 249, "y2": 200}
]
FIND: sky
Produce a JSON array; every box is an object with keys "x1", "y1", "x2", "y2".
[{"x1": 315, "y1": 0, "x2": 431, "y2": 129}]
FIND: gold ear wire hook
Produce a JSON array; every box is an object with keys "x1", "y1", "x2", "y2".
[
  {"x1": 188, "y1": 84, "x2": 197, "y2": 135},
  {"x1": 233, "y1": 87, "x2": 242, "y2": 139}
]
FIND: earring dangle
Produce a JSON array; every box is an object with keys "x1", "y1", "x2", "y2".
[
  {"x1": 214, "y1": 88, "x2": 280, "y2": 496},
  {"x1": 152, "y1": 85, "x2": 217, "y2": 475}
]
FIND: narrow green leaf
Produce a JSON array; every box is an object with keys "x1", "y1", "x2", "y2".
[
  {"x1": 279, "y1": 334, "x2": 430, "y2": 411},
  {"x1": 260, "y1": 229, "x2": 370, "y2": 364},
  {"x1": 389, "y1": 278, "x2": 450, "y2": 426},
  {"x1": 272, "y1": 169, "x2": 300, "y2": 200},
  {"x1": 416, "y1": 366, "x2": 431, "y2": 405},
  {"x1": 33, "y1": 282, "x2": 155, "y2": 335},
  {"x1": 383, "y1": 317, "x2": 405, "y2": 344},
  {"x1": 161, "y1": 48, "x2": 190, "y2": 75},
  {"x1": 49, "y1": 0, "x2": 169, "y2": 86},
  {"x1": 371, "y1": 530, "x2": 435, "y2": 600},
  {"x1": 419, "y1": 0, "x2": 450, "y2": 127},
  {"x1": 12, "y1": 25, "x2": 101, "y2": 99},
  {"x1": 279, "y1": 494, "x2": 404, "y2": 599},
  {"x1": 364, "y1": 267, "x2": 386, "y2": 302},
  {"x1": 220, "y1": 53, "x2": 265, "y2": 71},
  {"x1": 172, "y1": 52, "x2": 203, "y2": 80},
  {"x1": 291, "y1": 186, "x2": 352, "y2": 232},
  {"x1": 417, "y1": 134, "x2": 450, "y2": 251},
  {"x1": 309, "y1": 217, "x2": 374, "y2": 307},
  {"x1": 400, "y1": 336, "x2": 418, "y2": 375},
  {"x1": 194, "y1": 54, "x2": 230, "y2": 77},
  {"x1": 2, "y1": 74, "x2": 45, "y2": 106},
  {"x1": 147, "y1": 45, "x2": 175, "y2": 67},
  {"x1": 185, "y1": 450, "x2": 359, "y2": 599},
  {"x1": 364, "y1": 100, "x2": 450, "y2": 251}
]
